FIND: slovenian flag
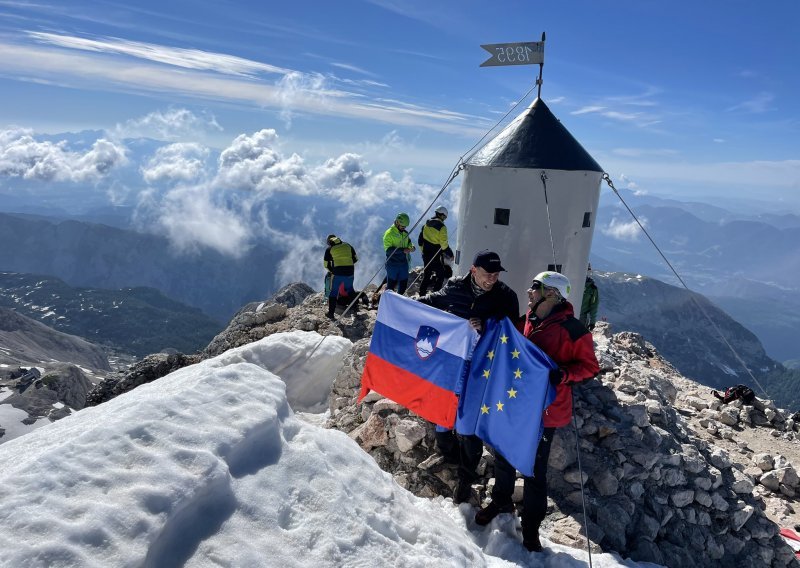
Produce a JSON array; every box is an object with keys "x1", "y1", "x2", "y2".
[
  {"x1": 455, "y1": 317, "x2": 557, "y2": 477},
  {"x1": 358, "y1": 291, "x2": 478, "y2": 428}
]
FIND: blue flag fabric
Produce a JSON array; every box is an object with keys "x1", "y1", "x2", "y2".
[{"x1": 455, "y1": 317, "x2": 557, "y2": 477}]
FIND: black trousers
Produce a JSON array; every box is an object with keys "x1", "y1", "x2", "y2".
[
  {"x1": 458, "y1": 434, "x2": 485, "y2": 484},
  {"x1": 490, "y1": 427, "x2": 555, "y2": 535},
  {"x1": 419, "y1": 254, "x2": 445, "y2": 295},
  {"x1": 435, "y1": 431, "x2": 485, "y2": 484}
]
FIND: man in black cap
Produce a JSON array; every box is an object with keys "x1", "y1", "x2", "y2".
[{"x1": 418, "y1": 249, "x2": 519, "y2": 503}]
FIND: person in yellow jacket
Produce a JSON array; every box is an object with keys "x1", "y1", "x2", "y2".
[
  {"x1": 324, "y1": 234, "x2": 358, "y2": 319},
  {"x1": 418, "y1": 205, "x2": 453, "y2": 295},
  {"x1": 382, "y1": 213, "x2": 415, "y2": 295}
]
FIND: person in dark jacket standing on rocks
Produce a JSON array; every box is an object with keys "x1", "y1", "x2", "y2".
[
  {"x1": 474, "y1": 270, "x2": 599, "y2": 552},
  {"x1": 418, "y1": 205, "x2": 453, "y2": 295},
  {"x1": 323, "y1": 234, "x2": 358, "y2": 319},
  {"x1": 580, "y1": 263, "x2": 600, "y2": 330},
  {"x1": 418, "y1": 250, "x2": 519, "y2": 504}
]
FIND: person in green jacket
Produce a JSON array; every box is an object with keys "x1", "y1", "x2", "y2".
[
  {"x1": 382, "y1": 213, "x2": 415, "y2": 295},
  {"x1": 324, "y1": 234, "x2": 358, "y2": 319},
  {"x1": 580, "y1": 263, "x2": 599, "y2": 329}
]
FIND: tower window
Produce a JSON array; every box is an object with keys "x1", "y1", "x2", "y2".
[
  {"x1": 494, "y1": 208, "x2": 510, "y2": 226},
  {"x1": 582, "y1": 212, "x2": 591, "y2": 228},
  {"x1": 547, "y1": 264, "x2": 562, "y2": 272}
]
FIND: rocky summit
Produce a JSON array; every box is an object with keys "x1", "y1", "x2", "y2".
[{"x1": 82, "y1": 282, "x2": 800, "y2": 566}]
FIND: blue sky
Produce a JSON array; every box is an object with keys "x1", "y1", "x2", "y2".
[{"x1": 0, "y1": 0, "x2": 798, "y2": 214}]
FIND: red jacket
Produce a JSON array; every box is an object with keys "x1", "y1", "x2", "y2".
[{"x1": 521, "y1": 301, "x2": 599, "y2": 427}]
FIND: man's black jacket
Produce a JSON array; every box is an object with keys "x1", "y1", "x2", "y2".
[{"x1": 418, "y1": 274, "x2": 519, "y2": 323}]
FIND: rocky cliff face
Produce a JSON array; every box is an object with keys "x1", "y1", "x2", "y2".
[{"x1": 0, "y1": 306, "x2": 110, "y2": 371}]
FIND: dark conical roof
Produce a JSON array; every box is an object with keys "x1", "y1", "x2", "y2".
[{"x1": 466, "y1": 98, "x2": 603, "y2": 172}]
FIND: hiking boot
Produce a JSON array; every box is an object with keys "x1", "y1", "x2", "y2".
[
  {"x1": 474, "y1": 501, "x2": 514, "y2": 525},
  {"x1": 522, "y1": 534, "x2": 542, "y2": 552},
  {"x1": 453, "y1": 480, "x2": 472, "y2": 505}
]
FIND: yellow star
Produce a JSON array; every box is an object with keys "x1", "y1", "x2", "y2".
[
  {"x1": 481, "y1": 404, "x2": 490, "y2": 414},
  {"x1": 507, "y1": 388, "x2": 517, "y2": 398},
  {"x1": 514, "y1": 368, "x2": 523, "y2": 379},
  {"x1": 482, "y1": 369, "x2": 490, "y2": 379},
  {"x1": 487, "y1": 350, "x2": 495, "y2": 360},
  {"x1": 500, "y1": 334, "x2": 508, "y2": 344},
  {"x1": 496, "y1": 401, "x2": 504, "y2": 411},
  {"x1": 511, "y1": 348, "x2": 520, "y2": 359}
]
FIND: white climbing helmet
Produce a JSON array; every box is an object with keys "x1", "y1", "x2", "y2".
[
  {"x1": 531, "y1": 271, "x2": 571, "y2": 300},
  {"x1": 434, "y1": 205, "x2": 448, "y2": 218}
]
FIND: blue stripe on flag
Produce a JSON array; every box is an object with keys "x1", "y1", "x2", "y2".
[{"x1": 370, "y1": 320, "x2": 467, "y2": 393}]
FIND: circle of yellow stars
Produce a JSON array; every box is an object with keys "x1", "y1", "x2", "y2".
[{"x1": 479, "y1": 334, "x2": 525, "y2": 415}]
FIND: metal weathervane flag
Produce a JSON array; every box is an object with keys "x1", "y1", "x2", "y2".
[{"x1": 455, "y1": 317, "x2": 557, "y2": 476}]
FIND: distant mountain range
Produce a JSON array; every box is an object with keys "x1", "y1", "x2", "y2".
[
  {"x1": 0, "y1": 212, "x2": 282, "y2": 322},
  {"x1": 0, "y1": 272, "x2": 222, "y2": 357},
  {"x1": 2, "y1": 183, "x2": 799, "y2": 365},
  {"x1": 592, "y1": 271, "x2": 800, "y2": 411},
  {"x1": 592, "y1": 191, "x2": 800, "y2": 363}
]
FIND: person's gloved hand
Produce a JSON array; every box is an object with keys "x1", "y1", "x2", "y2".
[{"x1": 548, "y1": 368, "x2": 564, "y2": 387}]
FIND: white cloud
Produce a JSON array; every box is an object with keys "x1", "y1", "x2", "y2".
[
  {"x1": 728, "y1": 92, "x2": 775, "y2": 113},
  {"x1": 602, "y1": 217, "x2": 645, "y2": 241},
  {"x1": 113, "y1": 108, "x2": 222, "y2": 142},
  {"x1": 141, "y1": 143, "x2": 209, "y2": 184},
  {"x1": 0, "y1": 39, "x2": 487, "y2": 137},
  {"x1": 275, "y1": 71, "x2": 330, "y2": 128},
  {"x1": 313, "y1": 153, "x2": 367, "y2": 189},
  {"x1": 0, "y1": 128, "x2": 126, "y2": 182},
  {"x1": 612, "y1": 148, "x2": 679, "y2": 158},
  {"x1": 135, "y1": 184, "x2": 252, "y2": 257},
  {"x1": 216, "y1": 129, "x2": 314, "y2": 195},
  {"x1": 330, "y1": 62, "x2": 375, "y2": 76},
  {"x1": 571, "y1": 105, "x2": 606, "y2": 116},
  {"x1": 28, "y1": 31, "x2": 290, "y2": 77}
]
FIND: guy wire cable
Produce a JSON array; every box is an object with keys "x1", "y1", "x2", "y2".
[
  {"x1": 338, "y1": 81, "x2": 540, "y2": 318},
  {"x1": 602, "y1": 173, "x2": 770, "y2": 399}
]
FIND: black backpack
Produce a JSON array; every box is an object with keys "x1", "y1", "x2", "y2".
[
  {"x1": 715, "y1": 384, "x2": 755, "y2": 404},
  {"x1": 417, "y1": 228, "x2": 425, "y2": 247}
]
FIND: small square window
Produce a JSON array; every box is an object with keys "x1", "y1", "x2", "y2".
[
  {"x1": 547, "y1": 264, "x2": 562, "y2": 272},
  {"x1": 582, "y1": 212, "x2": 591, "y2": 228},
  {"x1": 494, "y1": 208, "x2": 510, "y2": 225}
]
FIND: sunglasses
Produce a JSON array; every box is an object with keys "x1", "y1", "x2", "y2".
[{"x1": 527, "y1": 281, "x2": 546, "y2": 293}]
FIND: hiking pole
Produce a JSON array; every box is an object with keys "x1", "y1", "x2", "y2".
[
  {"x1": 408, "y1": 248, "x2": 445, "y2": 292},
  {"x1": 572, "y1": 409, "x2": 593, "y2": 568}
]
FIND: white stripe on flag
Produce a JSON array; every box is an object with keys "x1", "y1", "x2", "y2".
[{"x1": 376, "y1": 292, "x2": 478, "y2": 359}]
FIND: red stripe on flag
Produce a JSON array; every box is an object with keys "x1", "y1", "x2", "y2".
[{"x1": 359, "y1": 352, "x2": 458, "y2": 428}]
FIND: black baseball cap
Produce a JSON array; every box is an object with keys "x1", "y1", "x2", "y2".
[{"x1": 473, "y1": 250, "x2": 506, "y2": 272}]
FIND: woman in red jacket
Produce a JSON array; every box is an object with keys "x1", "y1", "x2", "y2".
[{"x1": 474, "y1": 271, "x2": 600, "y2": 552}]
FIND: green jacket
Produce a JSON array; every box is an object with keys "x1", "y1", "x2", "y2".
[
  {"x1": 580, "y1": 277, "x2": 599, "y2": 326},
  {"x1": 383, "y1": 225, "x2": 413, "y2": 268}
]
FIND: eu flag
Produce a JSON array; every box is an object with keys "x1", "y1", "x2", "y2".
[{"x1": 455, "y1": 317, "x2": 557, "y2": 477}]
